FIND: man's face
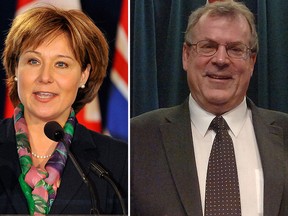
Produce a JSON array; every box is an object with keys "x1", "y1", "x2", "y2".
[{"x1": 182, "y1": 14, "x2": 257, "y2": 115}]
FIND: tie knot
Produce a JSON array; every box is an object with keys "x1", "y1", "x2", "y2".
[{"x1": 209, "y1": 116, "x2": 229, "y2": 133}]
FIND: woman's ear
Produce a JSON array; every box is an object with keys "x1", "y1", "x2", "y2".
[{"x1": 80, "y1": 64, "x2": 91, "y2": 87}]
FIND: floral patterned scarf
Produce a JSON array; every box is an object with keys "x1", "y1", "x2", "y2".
[{"x1": 14, "y1": 103, "x2": 76, "y2": 215}]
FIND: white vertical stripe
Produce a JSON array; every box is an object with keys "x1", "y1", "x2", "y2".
[
  {"x1": 110, "y1": 69, "x2": 128, "y2": 100},
  {"x1": 116, "y1": 26, "x2": 128, "y2": 62},
  {"x1": 84, "y1": 96, "x2": 102, "y2": 122}
]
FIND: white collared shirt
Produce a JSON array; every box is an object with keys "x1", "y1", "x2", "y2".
[{"x1": 189, "y1": 94, "x2": 263, "y2": 216}]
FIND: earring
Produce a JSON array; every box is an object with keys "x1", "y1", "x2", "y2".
[
  {"x1": 80, "y1": 84, "x2": 85, "y2": 89},
  {"x1": 14, "y1": 76, "x2": 18, "y2": 81}
]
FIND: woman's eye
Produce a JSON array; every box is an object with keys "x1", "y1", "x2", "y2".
[
  {"x1": 28, "y1": 59, "x2": 39, "y2": 65},
  {"x1": 56, "y1": 62, "x2": 68, "y2": 68}
]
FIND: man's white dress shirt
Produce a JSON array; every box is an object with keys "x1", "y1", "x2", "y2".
[{"x1": 189, "y1": 94, "x2": 263, "y2": 216}]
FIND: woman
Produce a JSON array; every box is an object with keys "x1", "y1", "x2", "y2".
[{"x1": 0, "y1": 6, "x2": 127, "y2": 215}]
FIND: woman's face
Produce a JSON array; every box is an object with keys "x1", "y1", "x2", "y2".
[{"x1": 16, "y1": 32, "x2": 89, "y2": 124}]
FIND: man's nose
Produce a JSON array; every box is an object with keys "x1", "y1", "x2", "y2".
[{"x1": 211, "y1": 45, "x2": 230, "y2": 66}]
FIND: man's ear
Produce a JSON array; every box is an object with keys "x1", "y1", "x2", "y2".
[
  {"x1": 182, "y1": 43, "x2": 191, "y2": 71},
  {"x1": 249, "y1": 53, "x2": 257, "y2": 77}
]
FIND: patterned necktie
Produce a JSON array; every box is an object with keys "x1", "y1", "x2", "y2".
[{"x1": 205, "y1": 116, "x2": 241, "y2": 216}]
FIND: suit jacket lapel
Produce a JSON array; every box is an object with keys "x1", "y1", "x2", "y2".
[
  {"x1": 49, "y1": 157, "x2": 88, "y2": 214},
  {"x1": 0, "y1": 118, "x2": 28, "y2": 214},
  {"x1": 0, "y1": 118, "x2": 84, "y2": 214},
  {"x1": 0, "y1": 119, "x2": 101, "y2": 214},
  {"x1": 50, "y1": 123, "x2": 98, "y2": 214},
  {"x1": 159, "y1": 98, "x2": 286, "y2": 216},
  {"x1": 160, "y1": 99, "x2": 203, "y2": 216},
  {"x1": 0, "y1": 157, "x2": 28, "y2": 213},
  {"x1": 249, "y1": 99, "x2": 285, "y2": 216}
]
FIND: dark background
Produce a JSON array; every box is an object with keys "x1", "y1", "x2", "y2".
[{"x1": 131, "y1": 0, "x2": 288, "y2": 117}]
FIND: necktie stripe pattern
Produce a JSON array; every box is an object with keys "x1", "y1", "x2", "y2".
[{"x1": 205, "y1": 116, "x2": 241, "y2": 216}]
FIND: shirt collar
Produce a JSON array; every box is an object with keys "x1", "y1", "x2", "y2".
[{"x1": 188, "y1": 94, "x2": 248, "y2": 137}]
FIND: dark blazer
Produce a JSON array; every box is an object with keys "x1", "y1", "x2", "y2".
[
  {"x1": 0, "y1": 118, "x2": 128, "y2": 215},
  {"x1": 131, "y1": 98, "x2": 288, "y2": 216}
]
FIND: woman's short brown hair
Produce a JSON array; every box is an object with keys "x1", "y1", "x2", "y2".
[{"x1": 2, "y1": 6, "x2": 109, "y2": 113}]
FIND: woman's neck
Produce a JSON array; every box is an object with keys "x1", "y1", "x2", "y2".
[{"x1": 27, "y1": 123, "x2": 58, "y2": 169}]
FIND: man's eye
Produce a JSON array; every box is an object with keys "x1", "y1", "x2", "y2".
[
  {"x1": 200, "y1": 42, "x2": 218, "y2": 50},
  {"x1": 207, "y1": 44, "x2": 216, "y2": 49},
  {"x1": 230, "y1": 47, "x2": 243, "y2": 52}
]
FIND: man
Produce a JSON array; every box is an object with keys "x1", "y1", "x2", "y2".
[{"x1": 131, "y1": 1, "x2": 288, "y2": 215}]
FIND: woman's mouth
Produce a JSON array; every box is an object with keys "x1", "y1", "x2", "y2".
[{"x1": 34, "y1": 92, "x2": 56, "y2": 99}]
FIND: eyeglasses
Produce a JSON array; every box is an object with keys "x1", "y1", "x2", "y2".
[{"x1": 186, "y1": 40, "x2": 252, "y2": 59}]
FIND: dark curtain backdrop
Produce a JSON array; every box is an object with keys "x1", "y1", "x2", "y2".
[
  {"x1": 131, "y1": 0, "x2": 288, "y2": 117},
  {"x1": 0, "y1": 0, "x2": 122, "y2": 128}
]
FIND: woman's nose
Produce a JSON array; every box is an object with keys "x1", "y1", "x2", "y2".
[{"x1": 37, "y1": 64, "x2": 54, "y2": 83}]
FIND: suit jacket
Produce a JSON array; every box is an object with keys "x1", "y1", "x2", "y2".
[
  {"x1": 131, "y1": 98, "x2": 288, "y2": 216},
  {"x1": 0, "y1": 118, "x2": 128, "y2": 215}
]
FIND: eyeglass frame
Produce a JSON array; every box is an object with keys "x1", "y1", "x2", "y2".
[{"x1": 185, "y1": 39, "x2": 253, "y2": 60}]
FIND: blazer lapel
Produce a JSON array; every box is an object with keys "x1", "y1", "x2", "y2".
[
  {"x1": 0, "y1": 119, "x2": 85, "y2": 214},
  {"x1": 0, "y1": 119, "x2": 100, "y2": 214},
  {"x1": 0, "y1": 119, "x2": 28, "y2": 214},
  {"x1": 50, "y1": 124, "x2": 97, "y2": 214},
  {"x1": 160, "y1": 100, "x2": 203, "y2": 216},
  {"x1": 160, "y1": 98, "x2": 286, "y2": 216},
  {"x1": 0, "y1": 157, "x2": 28, "y2": 213},
  {"x1": 49, "y1": 157, "x2": 88, "y2": 214},
  {"x1": 249, "y1": 100, "x2": 285, "y2": 216}
]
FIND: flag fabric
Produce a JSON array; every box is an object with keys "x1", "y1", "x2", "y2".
[
  {"x1": 105, "y1": 0, "x2": 128, "y2": 141},
  {"x1": 4, "y1": 90, "x2": 13, "y2": 118},
  {"x1": 77, "y1": 97, "x2": 102, "y2": 132},
  {"x1": 5, "y1": 0, "x2": 104, "y2": 133}
]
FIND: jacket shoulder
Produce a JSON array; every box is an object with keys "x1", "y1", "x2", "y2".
[
  {"x1": 131, "y1": 100, "x2": 189, "y2": 127},
  {"x1": 0, "y1": 118, "x2": 15, "y2": 143},
  {"x1": 0, "y1": 118, "x2": 13, "y2": 130},
  {"x1": 253, "y1": 105, "x2": 288, "y2": 126},
  {"x1": 75, "y1": 123, "x2": 127, "y2": 147},
  {"x1": 73, "y1": 123, "x2": 128, "y2": 194}
]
